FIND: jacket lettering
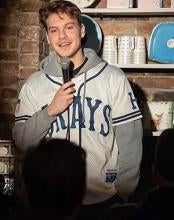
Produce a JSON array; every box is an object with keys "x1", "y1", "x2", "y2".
[{"x1": 48, "y1": 96, "x2": 111, "y2": 137}]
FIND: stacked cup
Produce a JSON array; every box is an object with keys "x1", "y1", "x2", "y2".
[
  {"x1": 102, "y1": 35, "x2": 118, "y2": 65},
  {"x1": 103, "y1": 35, "x2": 147, "y2": 65},
  {"x1": 133, "y1": 36, "x2": 146, "y2": 64},
  {"x1": 107, "y1": 0, "x2": 134, "y2": 8},
  {"x1": 118, "y1": 35, "x2": 134, "y2": 64}
]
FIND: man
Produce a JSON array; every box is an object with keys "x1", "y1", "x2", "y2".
[
  {"x1": 20, "y1": 139, "x2": 86, "y2": 220},
  {"x1": 13, "y1": 0, "x2": 143, "y2": 218}
]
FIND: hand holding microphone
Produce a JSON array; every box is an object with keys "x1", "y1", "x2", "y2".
[
  {"x1": 47, "y1": 57, "x2": 75, "y2": 117},
  {"x1": 60, "y1": 57, "x2": 73, "y2": 141}
]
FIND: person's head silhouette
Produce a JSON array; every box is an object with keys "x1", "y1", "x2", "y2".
[
  {"x1": 22, "y1": 138, "x2": 86, "y2": 220},
  {"x1": 152, "y1": 128, "x2": 174, "y2": 187}
]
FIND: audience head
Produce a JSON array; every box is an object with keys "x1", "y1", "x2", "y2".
[
  {"x1": 152, "y1": 128, "x2": 174, "y2": 187},
  {"x1": 21, "y1": 138, "x2": 86, "y2": 220}
]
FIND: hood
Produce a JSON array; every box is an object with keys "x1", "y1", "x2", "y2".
[{"x1": 39, "y1": 48, "x2": 102, "y2": 77}]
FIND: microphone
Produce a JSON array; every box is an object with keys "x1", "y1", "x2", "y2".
[
  {"x1": 60, "y1": 57, "x2": 71, "y2": 141},
  {"x1": 60, "y1": 57, "x2": 70, "y2": 83}
]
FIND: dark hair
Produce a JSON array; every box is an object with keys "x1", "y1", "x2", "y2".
[
  {"x1": 22, "y1": 138, "x2": 86, "y2": 219},
  {"x1": 154, "y1": 128, "x2": 174, "y2": 182},
  {"x1": 39, "y1": 0, "x2": 82, "y2": 31}
]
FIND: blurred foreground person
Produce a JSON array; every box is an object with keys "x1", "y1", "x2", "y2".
[
  {"x1": 19, "y1": 139, "x2": 86, "y2": 220},
  {"x1": 136, "y1": 128, "x2": 174, "y2": 220},
  {"x1": 101, "y1": 128, "x2": 174, "y2": 220}
]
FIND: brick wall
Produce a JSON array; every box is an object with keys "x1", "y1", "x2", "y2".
[
  {"x1": 0, "y1": 0, "x2": 173, "y2": 139},
  {"x1": 19, "y1": 0, "x2": 49, "y2": 80},
  {"x1": 0, "y1": 0, "x2": 20, "y2": 139},
  {"x1": 0, "y1": 0, "x2": 49, "y2": 139}
]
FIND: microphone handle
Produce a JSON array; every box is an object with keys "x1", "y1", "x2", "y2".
[
  {"x1": 62, "y1": 68, "x2": 70, "y2": 83},
  {"x1": 62, "y1": 67, "x2": 70, "y2": 140}
]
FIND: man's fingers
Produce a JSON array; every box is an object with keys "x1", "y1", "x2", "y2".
[{"x1": 62, "y1": 81, "x2": 75, "y2": 90}]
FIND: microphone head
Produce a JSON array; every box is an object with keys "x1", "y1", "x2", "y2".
[
  {"x1": 60, "y1": 57, "x2": 70, "y2": 69},
  {"x1": 60, "y1": 57, "x2": 70, "y2": 83}
]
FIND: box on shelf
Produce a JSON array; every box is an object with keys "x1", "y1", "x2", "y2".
[
  {"x1": 141, "y1": 101, "x2": 174, "y2": 131},
  {"x1": 172, "y1": 0, "x2": 174, "y2": 8},
  {"x1": 0, "y1": 140, "x2": 14, "y2": 156},
  {"x1": 137, "y1": 0, "x2": 163, "y2": 8},
  {"x1": 0, "y1": 140, "x2": 15, "y2": 178},
  {"x1": 107, "y1": 0, "x2": 133, "y2": 8}
]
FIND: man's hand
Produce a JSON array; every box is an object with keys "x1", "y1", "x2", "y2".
[{"x1": 47, "y1": 81, "x2": 75, "y2": 116}]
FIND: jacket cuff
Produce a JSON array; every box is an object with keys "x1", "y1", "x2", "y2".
[{"x1": 41, "y1": 106, "x2": 57, "y2": 124}]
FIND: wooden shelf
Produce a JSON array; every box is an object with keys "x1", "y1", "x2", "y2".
[
  {"x1": 116, "y1": 64, "x2": 174, "y2": 69},
  {"x1": 81, "y1": 8, "x2": 174, "y2": 16},
  {"x1": 81, "y1": 8, "x2": 174, "y2": 70}
]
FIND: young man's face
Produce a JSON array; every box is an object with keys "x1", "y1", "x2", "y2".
[{"x1": 46, "y1": 12, "x2": 85, "y2": 61}]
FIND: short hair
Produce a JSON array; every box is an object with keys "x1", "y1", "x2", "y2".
[
  {"x1": 39, "y1": 0, "x2": 82, "y2": 31},
  {"x1": 154, "y1": 128, "x2": 174, "y2": 182},
  {"x1": 22, "y1": 138, "x2": 86, "y2": 219}
]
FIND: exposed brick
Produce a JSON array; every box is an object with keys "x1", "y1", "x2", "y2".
[
  {"x1": 0, "y1": 62, "x2": 19, "y2": 75},
  {"x1": 0, "y1": 101, "x2": 13, "y2": 113},
  {"x1": 20, "y1": 54, "x2": 39, "y2": 67},
  {"x1": 0, "y1": 0, "x2": 51, "y2": 138},
  {"x1": 0, "y1": 122, "x2": 13, "y2": 139},
  {"x1": 99, "y1": 20, "x2": 136, "y2": 35},
  {"x1": 153, "y1": 90, "x2": 174, "y2": 101},
  {"x1": 0, "y1": 25, "x2": 18, "y2": 36},
  {"x1": 21, "y1": 0, "x2": 42, "y2": 12},
  {"x1": 140, "y1": 89, "x2": 174, "y2": 102},
  {"x1": 21, "y1": 41, "x2": 39, "y2": 53},
  {"x1": 150, "y1": 17, "x2": 174, "y2": 23},
  {"x1": 3, "y1": 11, "x2": 20, "y2": 26},
  {"x1": 20, "y1": 67, "x2": 38, "y2": 79},
  {"x1": 1, "y1": 88, "x2": 18, "y2": 99},
  {"x1": 139, "y1": 88, "x2": 156, "y2": 101},
  {"x1": 19, "y1": 26, "x2": 40, "y2": 41},
  {"x1": 0, "y1": 11, "x2": 5, "y2": 25},
  {"x1": 132, "y1": 76, "x2": 174, "y2": 89},
  {"x1": 0, "y1": 75, "x2": 18, "y2": 87},
  {"x1": 8, "y1": 38, "x2": 18, "y2": 49},
  {"x1": 19, "y1": 13, "x2": 39, "y2": 26},
  {"x1": 0, "y1": 37, "x2": 8, "y2": 49},
  {"x1": 126, "y1": 72, "x2": 146, "y2": 78},
  {"x1": 0, "y1": 51, "x2": 18, "y2": 62},
  {"x1": 5, "y1": 0, "x2": 21, "y2": 9},
  {"x1": 137, "y1": 21, "x2": 157, "y2": 36},
  {"x1": 0, "y1": 113, "x2": 14, "y2": 123}
]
